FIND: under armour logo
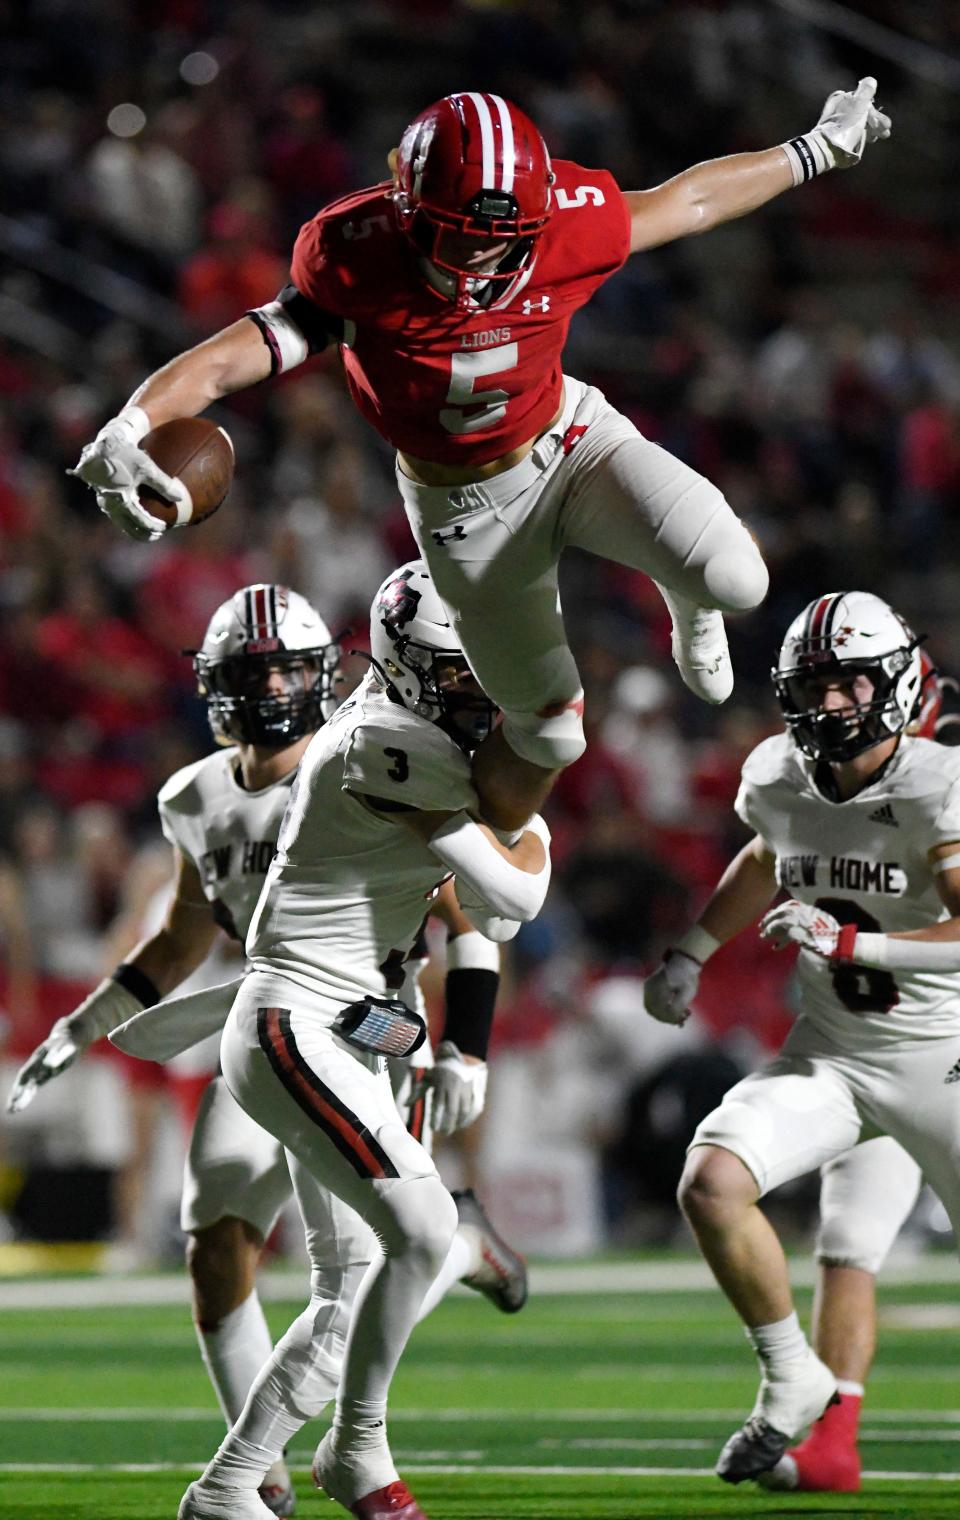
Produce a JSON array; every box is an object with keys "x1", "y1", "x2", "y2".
[
  {"x1": 868, "y1": 804, "x2": 899, "y2": 828},
  {"x1": 431, "y1": 525, "x2": 467, "y2": 547},
  {"x1": 522, "y1": 296, "x2": 551, "y2": 314},
  {"x1": 945, "y1": 1058, "x2": 960, "y2": 1084}
]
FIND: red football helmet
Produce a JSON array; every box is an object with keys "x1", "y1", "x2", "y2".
[{"x1": 392, "y1": 92, "x2": 555, "y2": 307}]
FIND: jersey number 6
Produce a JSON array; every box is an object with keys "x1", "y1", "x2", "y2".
[{"x1": 815, "y1": 897, "x2": 899, "y2": 1014}]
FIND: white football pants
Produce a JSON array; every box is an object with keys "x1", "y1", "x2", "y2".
[
  {"x1": 690, "y1": 1015, "x2": 960, "y2": 1245},
  {"x1": 816, "y1": 1135, "x2": 923, "y2": 1276},
  {"x1": 398, "y1": 375, "x2": 768, "y2": 768}
]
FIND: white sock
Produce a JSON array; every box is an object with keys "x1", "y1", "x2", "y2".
[
  {"x1": 197, "y1": 1290, "x2": 274, "y2": 1426},
  {"x1": 202, "y1": 1280, "x2": 360, "y2": 1490},
  {"x1": 415, "y1": 1228, "x2": 477, "y2": 1321},
  {"x1": 837, "y1": 1379, "x2": 865, "y2": 1398},
  {"x1": 333, "y1": 1394, "x2": 388, "y2": 1450},
  {"x1": 746, "y1": 1311, "x2": 810, "y2": 1375}
]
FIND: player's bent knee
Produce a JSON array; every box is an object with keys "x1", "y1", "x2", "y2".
[
  {"x1": 501, "y1": 710, "x2": 586, "y2": 770},
  {"x1": 377, "y1": 1174, "x2": 458, "y2": 1268},
  {"x1": 704, "y1": 546, "x2": 769, "y2": 613},
  {"x1": 678, "y1": 1144, "x2": 758, "y2": 1221}
]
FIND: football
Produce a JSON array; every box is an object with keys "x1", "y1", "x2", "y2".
[{"x1": 139, "y1": 416, "x2": 235, "y2": 528}]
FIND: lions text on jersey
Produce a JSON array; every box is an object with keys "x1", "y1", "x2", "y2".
[{"x1": 737, "y1": 732, "x2": 960, "y2": 1046}]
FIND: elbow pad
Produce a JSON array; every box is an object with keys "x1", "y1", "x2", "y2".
[{"x1": 429, "y1": 812, "x2": 551, "y2": 922}]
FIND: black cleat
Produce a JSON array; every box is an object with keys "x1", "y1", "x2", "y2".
[
  {"x1": 716, "y1": 1416, "x2": 791, "y2": 1484},
  {"x1": 452, "y1": 1188, "x2": 528, "y2": 1314}
]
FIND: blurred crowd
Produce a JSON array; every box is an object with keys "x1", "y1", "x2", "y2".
[{"x1": 1, "y1": 1, "x2": 959, "y2": 1255}]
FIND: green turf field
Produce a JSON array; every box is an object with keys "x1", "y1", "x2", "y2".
[{"x1": 1, "y1": 1259, "x2": 957, "y2": 1518}]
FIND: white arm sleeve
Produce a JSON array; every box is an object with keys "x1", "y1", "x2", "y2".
[
  {"x1": 851, "y1": 932, "x2": 960, "y2": 973},
  {"x1": 429, "y1": 812, "x2": 551, "y2": 923}
]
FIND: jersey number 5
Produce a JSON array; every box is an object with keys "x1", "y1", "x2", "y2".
[
  {"x1": 440, "y1": 342, "x2": 518, "y2": 435},
  {"x1": 815, "y1": 897, "x2": 900, "y2": 1014}
]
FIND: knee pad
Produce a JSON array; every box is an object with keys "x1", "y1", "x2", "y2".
[
  {"x1": 704, "y1": 543, "x2": 769, "y2": 613},
  {"x1": 501, "y1": 704, "x2": 586, "y2": 770}
]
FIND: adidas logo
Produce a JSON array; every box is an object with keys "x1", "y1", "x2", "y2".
[
  {"x1": 869, "y1": 804, "x2": 898, "y2": 828},
  {"x1": 946, "y1": 1059, "x2": 960, "y2": 1085}
]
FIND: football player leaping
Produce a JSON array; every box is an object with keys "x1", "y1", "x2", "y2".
[
  {"x1": 71, "y1": 82, "x2": 889, "y2": 835},
  {"x1": 6, "y1": 580, "x2": 523, "y2": 1520},
  {"x1": 172, "y1": 561, "x2": 551, "y2": 1520},
  {"x1": 643, "y1": 590, "x2": 960, "y2": 1486}
]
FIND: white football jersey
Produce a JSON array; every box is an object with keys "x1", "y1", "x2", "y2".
[
  {"x1": 158, "y1": 748, "x2": 296, "y2": 944},
  {"x1": 736, "y1": 732, "x2": 960, "y2": 1047},
  {"x1": 246, "y1": 678, "x2": 477, "y2": 1013}
]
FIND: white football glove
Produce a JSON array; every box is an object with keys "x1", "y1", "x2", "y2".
[
  {"x1": 809, "y1": 76, "x2": 891, "y2": 170},
  {"x1": 6, "y1": 1020, "x2": 84, "y2": 1114},
  {"x1": 428, "y1": 1040, "x2": 488, "y2": 1134},
  {"x1": 760, "y1": 899, "x2": 841, "y2": 958},
  {"x1": 68, "y1": 410, "x2": 186, "y2": 543},
  {"x1": 643, "y1": 949, "x2": 701, "y2": 1027}
]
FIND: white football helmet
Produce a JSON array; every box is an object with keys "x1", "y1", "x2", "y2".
[
  {"x1": 369, "y1": 561, "x2": 497, "y2": 747},
  {"x1": 773, "y1": 589, "x2": 923, "y2": 762},
  {"x1": 193, "y1": 584, "x2": 339, "y2": 747}
]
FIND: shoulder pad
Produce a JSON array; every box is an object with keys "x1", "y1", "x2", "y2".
[{"x1": 342, "y1": 708, "x2": 477, "y2": 815}]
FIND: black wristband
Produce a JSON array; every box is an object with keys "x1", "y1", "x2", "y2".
[
  {"x1": 112, "y1": 962, "x2": 162, "y2": 1009},
  {"x1": 442, "y1": 968, "x2": 499, "y2": 1061}
]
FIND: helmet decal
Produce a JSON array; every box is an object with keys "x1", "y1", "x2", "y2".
[
  {"x1": 376, "y1": 572, "x2": 421, "y2": 630},
  {"x1": 369, "y1": 560, "x2": 497, "y2": 749}
]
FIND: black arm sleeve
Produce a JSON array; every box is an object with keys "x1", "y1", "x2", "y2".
[{"x1": 442, "y1": 968, "x2": 500, "y2": 1061}]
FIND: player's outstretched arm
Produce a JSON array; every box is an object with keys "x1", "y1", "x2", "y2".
[
  {"x1": 70, "y1": 320, "x2": 272, "y2": 542},
  {"x1": 6, "y1": 851, "x2": 218, "y2": 1114},
  {"x1": 626, "y1": 77, "x2": 891, "y2": 254},
  {"x1": 645, "y1": 834, "x2": 778, "y2": 1025},
  {"x1": 762, "y1": 845, "x2": 960, "y2": 971}
]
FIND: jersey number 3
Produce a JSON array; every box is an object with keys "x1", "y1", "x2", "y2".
[
  {"x1": 440, "y1": 342, "x2": 518, "y2": 435},
  {"x1": 383, "y1": 747, "x2": 409, "y2": 782},
  {"x1": 816, "y1": 897, "x2": 899, "y2": 1014}
]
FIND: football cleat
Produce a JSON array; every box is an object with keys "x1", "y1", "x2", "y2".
[
  {"x1": 312, "y1": 1430, "x2": 427, "y2": 1518},
  {"x1": 178, "y1": 1479, "x2": 276, "y2": 1519},
  {"x1": 452, "y1": 1188, "x2": 528, "y2": 1314},
  {"x1": 716, "y1": 1351, "x2": 838, "y2": 1484}
]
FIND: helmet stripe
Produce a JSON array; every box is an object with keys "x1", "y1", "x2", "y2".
[
  {"x1": 267, "y1": 584, "x2": 278, "y2": 636},
  {"x1": 254, "y1": 585, "x2": 267, "y2": 638},
  {"x1": 465, "y1": 91, "x2": 496, "y2": 187},
  {"x1": 806, "y1": 592, "x2": 838, "y2": 644},
  {"x1": 489, "y1": 94, "x2": 515, "y2": 192}
]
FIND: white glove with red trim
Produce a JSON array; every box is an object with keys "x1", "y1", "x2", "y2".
[{"x1": 759, "y1": 899, "x2": 856, "y2": 959}]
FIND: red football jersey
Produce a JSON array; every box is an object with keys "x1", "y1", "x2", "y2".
[{"x1": 290, "y1": 160, "x2": 631, "y2": 465}]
